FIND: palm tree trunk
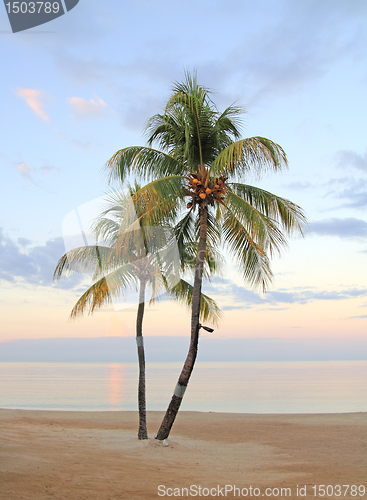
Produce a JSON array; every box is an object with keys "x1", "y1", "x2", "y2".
[
  {"x1": 136, "y1": 278, "x2": 148, "y2": 440},
  {"x1": 156, "y1": 205, "x2": 208, "y2": 440}
]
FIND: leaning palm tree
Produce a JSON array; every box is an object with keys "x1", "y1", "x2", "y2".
[
  {"x1": 106, "y1": 72, "x2": 307, "y2": 440},
  {"x1": 54, "y1": 185, "x2": 220, "y2": 439}
]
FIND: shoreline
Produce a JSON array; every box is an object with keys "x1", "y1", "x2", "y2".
[
  {"x1": 2, "y1": 407, "x2": 367, "y2": 414},
  {"x1": 1, "y1": 409, "x2": 366, "y2": 499}
]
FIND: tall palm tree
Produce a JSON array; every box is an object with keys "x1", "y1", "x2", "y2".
[
  {"x1": 106, "y1": 73, "x2": 307, "y2": 440},
  {"x1": 54, "y1": 186, "x2": 220, "y2": 439}
]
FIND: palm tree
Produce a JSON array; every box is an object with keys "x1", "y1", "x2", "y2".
[
  {"x1": 54, "y1": 185, "x2": 220, "y2": 439},
  {"x1": 105, "y1": 73, "x2": 307, "y2": 440}
]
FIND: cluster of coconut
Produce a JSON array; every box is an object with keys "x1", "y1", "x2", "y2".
[{"x1": 186, "y1": 173, "x2": 226, "y2": 208}]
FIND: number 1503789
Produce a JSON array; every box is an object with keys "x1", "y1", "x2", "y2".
[
  {"x1": 5, "y1": 2, "x2": 60, "y2": 14},
  {"x1": 312, "y1": 485, "x2": 365, "y2": 497}
]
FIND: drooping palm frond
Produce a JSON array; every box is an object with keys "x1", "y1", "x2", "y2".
[
  {"x1": 145, "y1": 110, "x2": 189, "y2": 161},
  {"x1": 91, "y1": 179, "x2": 186, "y2": 267},
  {"x1": 106, "y1": 146, "x2": 183, "y2": 183},
  {"x1": 129, "y1": 176, "x2": 186, "y2": 225},
  {"x1": 175, "y1": 240, "x2": 223, "y2": 279},
  {"x1": 53, "y1": 245, "x2": 118, "y2": 280},
  {"x1": 229, "y1": 183, "x2": 307, "y2": 236},
  {"x1": 224, "y1": 189, "x2": 288, "y2": 256},
  {"x1": 210, "y1": 137, "x2": 288, "y2": 179},
  {"x1": 168, "y1": 279, "x2": 221, "y2": 326},
  {"x1": 173, "y1": 207, "x2": 223, "y2": 277},
  {"x1": 69, "y1": 263, "x2": 139, "y2": 318},
  {"x1": 214, "y1": 104, "x2": 243, "y2": 142},
  {"x1": 221, "y1": 207, "x2": 273, "y2": 291}
]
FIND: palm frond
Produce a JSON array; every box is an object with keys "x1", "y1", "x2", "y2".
[
  {"x1": 210, "y1": 136, "x2": 288, "y2": 179},
  {"x1": 229, "y1": 183, "x2": 307, "y2": 236},
  {"x1": 53, "y1": 245, "x2": 118, "y2": 279},
  {"x1": 168, "y1": 279, "x2": 221, "y2": 325},
  {"x1": 106, "y1": 146, "x2": 183, "y2": 183},
  {"x1": 70, "y1": 263, "x2": 139, "y2": 318},
  {"x1": 221, "y1": 205, "x2": 274, "y2": 291},
  {"x1": 224, "y1": 189, "x2": 287, "y2": 256},
  {"x1": 214, "y1": 104, "x2": 243, "y2": 141}
]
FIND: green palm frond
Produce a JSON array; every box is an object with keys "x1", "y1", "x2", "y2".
[
  {"x1": 168, "y1": 279, "x2": 221, "y2": 325},
  {"x1": 214, "y1": 104, "x2": 243, "y2": 142},
  {"x1": 174, "y1": 208, "x2": 222, "y2": 277},
  {"x1": 210, "y1": 136, "x2": 288, "y2": 179},
  {"x1": 174, "y1": 210, "x2": 197, "y2": 272},
  {"x1": 229, "y1": 183, "x2": 307, "y2": 235},
  {"x1": 175, "y1": 240, "x2": 223, "y2": 278},
  {"x1": 53, "y1": 245, "x2": 118, "y2": 279},
  {"x1": 69, "y1": 263, "x2": 138, "y2": 318},
  {"x1": 92, "y1": 179, "x2": 185, "y2": 264},
  {"x1": 129, "y1": 176, "x2": 186, "y2": 225},
  {"x1": 221, "y1": 208, "x2": 273, "y2": 291},
  {"x1": 106, "y1": 146, "x2": 183, "y2": 182},
  {"x1": 224, "y1": 188, "x2": 287, "y2": 256}
]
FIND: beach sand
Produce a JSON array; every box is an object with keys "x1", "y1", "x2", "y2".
[{"x1": 1, "y1": 409, "x2": 366, "y2": 499}]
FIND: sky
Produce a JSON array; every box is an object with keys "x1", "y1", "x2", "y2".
[{"x1": 1, "y1": 0, "x2": 367, "y2": 359}]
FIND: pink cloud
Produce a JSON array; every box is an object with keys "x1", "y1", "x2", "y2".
[
  {"x1": 12, "y1": 162, "x2": 59, "y2": 187},
  {"x1": 67, "y1": 95, "x2": 110, "y2": 120},
  {"x1": 16, "y1": 88, "x2": 49, "y2": 122},
  {"x1": 14, "y1": 162, "x2": 33, "y2": 181}
]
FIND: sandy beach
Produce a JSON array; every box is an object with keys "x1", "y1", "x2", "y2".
[{"x1": 1, "y1": 409, "x2": 366, "y2": 499}]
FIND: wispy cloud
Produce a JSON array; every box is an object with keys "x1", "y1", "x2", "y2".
[
  {"x1": 67, "y1": 95, "x2": 111, "y2": 120},
  {"x1": 282, "y1": 181, "x2": 313, "y2": 190},
  {"x1": 71, "y1": 140, "x2": 94, "y2": 150},
  {"x1": 307, "y1": 218, "x2": 367, "y2": 238},
  {"x1": 39, "y1": 165, "x2": 60, "y2": 175},
  {"x1": 15, "y1": 88, "x2": 50, "y2": 122},
  {"x1": 335, "y1": 149, "x2": 367, "y2": 172},
  {"x1": 12, "y1": 161, "x2": 59, "y2": 186},
  {"x1": 201, "y1": 0, "x2": 367, "y2": 108},
  {"x1": 204, "y1": 277, "x2": 367, "y2": 308},
  {"x1": 0, "y1": 228, "x2": 82, "y2": 289},
  {"x1": 325, "y1": 177, "x2": 367, "y2": 209}
]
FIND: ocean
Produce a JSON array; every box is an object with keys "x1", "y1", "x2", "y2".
[{"x1": 1, "y1": 361, "x2": 367, "y2": 413}]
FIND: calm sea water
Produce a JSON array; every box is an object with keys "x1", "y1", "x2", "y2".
[{"x1": 1, "y1": 361, "x2": 367, "y2": 413}]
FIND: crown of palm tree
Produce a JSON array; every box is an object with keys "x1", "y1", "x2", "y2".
[{"x1": 106, "y1": 73, "x2": 306, "y2": 292}]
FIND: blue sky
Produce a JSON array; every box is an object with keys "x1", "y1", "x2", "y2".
[{"x1": 1, "y1": 0, "x2": 367, "y2": 350}]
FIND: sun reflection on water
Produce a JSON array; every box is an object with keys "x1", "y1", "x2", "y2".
[{"x1": 107, "y1": 363, "x2": 125, "y2": 409}]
